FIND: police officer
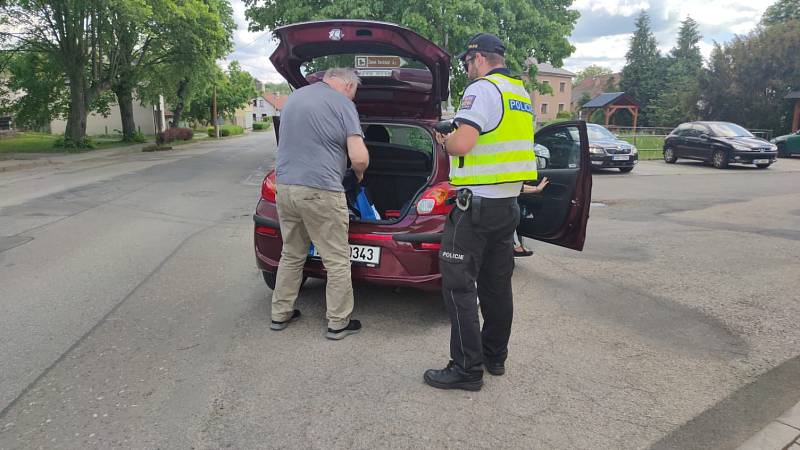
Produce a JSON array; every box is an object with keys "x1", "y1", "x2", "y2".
[{"x1": 424, "y1": 33, "x2": 538, "y2": 391}]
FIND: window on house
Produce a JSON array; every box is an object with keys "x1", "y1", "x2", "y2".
[
  {"x1": 541, "y1": 103, "x2": 548, "y2": 114},
  {"x1": 559, "y1": 82, "x2": 566, "y2": 93},
  {"x1": 558, "y1": 104, "x2": 565, "y2": 112},
  {"x1": 542, "y1": 80, "x2": 550, "y2": 86}
]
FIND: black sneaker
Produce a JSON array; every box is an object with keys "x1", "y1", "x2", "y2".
[
  {"x1": 270, "y1": 309, "x2": 301, "y2": 331},
  {"x1": 485, "y1": 360, "x2": 505, "y2": 376},
  {"x1": 326, "y1": 319, "x2": 361, "y2": 340},
  {"x1": 423, "y1": 361, "x2": 483, "y2": 391}
]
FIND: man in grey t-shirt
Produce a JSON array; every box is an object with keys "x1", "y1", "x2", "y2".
[{"x1": 270, "y1": 68, "x2": 369, "y2": 340}]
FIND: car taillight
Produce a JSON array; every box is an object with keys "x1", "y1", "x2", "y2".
[
  {"x1": 416, "y1": 182, "x2": 455, "y2": 215},
  {"x1": 261, "y1": 170, "x2": 277, "y2": 202}
]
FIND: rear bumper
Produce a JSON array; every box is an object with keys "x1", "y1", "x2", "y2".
[
  {"x1": 590, "y1": 153, "x2": 638, "y2": 168},
  {"x1": 253, "y1": 212, "x2": 444, "y2": 292}
]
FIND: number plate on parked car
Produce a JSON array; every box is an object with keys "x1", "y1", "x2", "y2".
[
  {"x1": 612, "y1": 155, "x2": 629, "y2": 161},
  {"x1": 753, "y1": 159, "x2": 770, "y2": 164},
  {"x1": 309, "y1": 244, "x2": 381, "y2": 266}
]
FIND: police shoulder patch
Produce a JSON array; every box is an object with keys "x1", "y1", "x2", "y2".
[{"x1": 460, "y1": 95, "x2": 476, "y2": 110}]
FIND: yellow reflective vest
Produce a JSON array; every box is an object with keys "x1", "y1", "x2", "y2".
[{"x1": 450, "y1": 73, "x2": 538, "y2": 186}]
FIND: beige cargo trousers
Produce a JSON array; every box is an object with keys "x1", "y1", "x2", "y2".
[{"x1": 272, "y1": 184, "x2": 354, "y2": 330}]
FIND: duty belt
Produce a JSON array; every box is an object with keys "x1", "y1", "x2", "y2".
[{"x1": 455, "y1": 188, "x2": 481, "y2": 223}]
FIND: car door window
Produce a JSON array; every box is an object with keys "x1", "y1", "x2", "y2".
[{"x1": 518, "y1": 122, "x2": 592, "y2": 251}]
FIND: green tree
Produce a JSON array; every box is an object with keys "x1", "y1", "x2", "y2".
[
  {"x1": 261, "y1": 82, "x2": 291, "y2": 95},
  {"x1": 114, "y1": 0, "x2": 234, "y2": 135},
  {"x1": 244, "y1": 0, "x2": 579, "y2": 102},
  {"x1": 574, "y1": 65, "x2": 613, "y2": 85},
  {"x1": 620, "y1": 11, "x2": 664, "y2": 126},
  {"x1": 699, "y1": 21, "x2": 800, "y2": 134},
  {"x1": 184, "y1": 62, "x2": 258, "y2": 125},
  {"x1": 649, "y1": 17, "x2": 703, "y2": 126},
  {"x1": 761, "y1": 0, "x2": 800, "y2": 26},
  {"x1": 0, "y1": 0, "x2": 129, "y2": 147}
]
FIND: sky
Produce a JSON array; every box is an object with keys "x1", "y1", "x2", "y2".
[{"x1": 223, "y1": 0, "x2": 776, "y2": 83}]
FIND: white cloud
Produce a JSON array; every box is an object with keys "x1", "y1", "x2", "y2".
[
  {"x1": 564, "y1": 0, "x2": 773, "y2": 73},
  {"x1": 573, "y1": 0, "x2": 651, "y2": 16},
  {"x1": 222, "y1": 0, "x2": 282, "y2": 83}
]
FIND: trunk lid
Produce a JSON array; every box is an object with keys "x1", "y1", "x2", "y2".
[{"x1": 270, "y1": 20, "x2": 450, "y2": 120}]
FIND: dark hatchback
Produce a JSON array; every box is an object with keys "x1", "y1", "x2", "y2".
[
  {"x1": 586, "y1": 123, "x2": 638, "y2": 173},
  {"x1": 663, "y1": 121, "x2": 778, "y2": 169},
  {"x1": 253, "y1": 20, "x2": 593, "y2": 292}
]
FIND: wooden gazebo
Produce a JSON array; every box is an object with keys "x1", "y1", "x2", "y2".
[
  {"x1": 787, "y1": 91, "x2": 800, "y2": 133},
  {"x1": 580, "y1": 92, "x2": 640, "y2": 130}
]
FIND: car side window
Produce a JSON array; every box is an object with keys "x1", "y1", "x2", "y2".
[{"x1": 536, "y1": 127, "x2": 580, "y2": 169}]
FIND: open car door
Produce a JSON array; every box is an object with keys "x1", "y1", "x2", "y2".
[{"x1": 517, "y1": 121, "x2": 592, "y2": 251}]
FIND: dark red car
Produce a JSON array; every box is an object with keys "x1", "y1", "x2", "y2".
[{"x1": 254, "y1": 20, "x2": 592, "y2": 292}]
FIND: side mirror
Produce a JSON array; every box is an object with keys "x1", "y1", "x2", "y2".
[{"x1": 700, "y1": 133, "x2": 710, "y2": 140}]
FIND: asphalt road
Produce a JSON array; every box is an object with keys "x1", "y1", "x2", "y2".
[{"x1": 0, "y1": 132, "x2": 798, "y2": 449}]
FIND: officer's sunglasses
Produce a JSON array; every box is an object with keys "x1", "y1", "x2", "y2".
[{"x1": 461, "y1": 53, "x2": 477, "y2": 71}]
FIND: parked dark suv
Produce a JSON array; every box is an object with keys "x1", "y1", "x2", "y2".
[
  {"x1": 587, "y1": 123, "x2": 638, "y2": 173},
  {"x1": 253, "y1": 20, "x2": 593, "y2": 292},
  {"x1": 663, "y1": 121, "x2": 778, "y2": 169}
]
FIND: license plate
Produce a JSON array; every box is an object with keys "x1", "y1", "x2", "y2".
[
  {"x1": 753, "y1": 159, "x2": 770, "y2": 164},
  {"x1": 309, "y1": 244, "x2": 381, "y2": 266},
  {"x1": 612, "y1": 155, "x2": 629, "y2": 161}
]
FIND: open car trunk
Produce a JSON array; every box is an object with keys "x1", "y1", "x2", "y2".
[{"x1": 345, "y1": 123, "x2": 434, "y2": 223}]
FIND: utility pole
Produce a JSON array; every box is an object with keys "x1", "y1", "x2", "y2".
[{"x1": 212, "y1": 84, "x2": 219, "y2": 139}]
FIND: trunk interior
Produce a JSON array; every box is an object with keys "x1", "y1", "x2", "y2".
[{"x1": 346, "y1": 123, "x2": 434, "y2": 223}]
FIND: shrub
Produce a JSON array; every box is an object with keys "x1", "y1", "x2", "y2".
[
  {"x1": 157, "y1": 127, "x2": 193, "y2": 145},
  {"x1": 125, "y1": 130, "x2": 147, "y2": 143},
  {"x1": 207, "y1": 124, "x2": 244, "y2": 137},
  {"x1": 53, "y1": 136, "x2": 95, "y2": 150},
  {"x1": 556, "y1": 111, "x2": 573, "y2": 120},
  {"x1": 252, "y1": 122, "x2": 272, "y2": 131}
]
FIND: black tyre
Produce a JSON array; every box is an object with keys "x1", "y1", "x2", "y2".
[
  {"x1": 712, "y1": 150, "x2": 729, "y2": 169},
  {"x1": 663, "y1": 147, "x2": 678, "y2": 163},
  {"x1": 777, "y1": 143, "x2": 788, "y2": 158},
  {"x1": 756, "y1": 163, "x2": 771, "y2": 169},
  {"x1": 261, "y1": 271, "x2": 307, "y2": 290},
  {"x1": 262, "y1": 271, "x2": 277, "y2": 290},
  {"x1": 619, "y1": 167, "x2": 634, "y2": 173}
]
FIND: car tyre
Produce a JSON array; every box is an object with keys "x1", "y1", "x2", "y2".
[
  {"x1": 756, "y1": 163, "x2": 771, "y2": 169},
  {"x1": 262, "y1": 271, "x2": 307, "y2": 291},
  {"x1": 776, "y1": 142, "x2": 788, "y2": 158},
  {"x1": 619, "y1": 167, "x2": 634, "y2": 173},
  {"x1": 712, "y1": 150, "x2": 729, "y2": 169},
  {"x1": 663, "y1": 147, "x2": 678, "y2": 164}
]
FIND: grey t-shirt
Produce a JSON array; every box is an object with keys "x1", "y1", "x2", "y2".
[{"x1": 275, "y1": 81, "x2": 363, "y2": 192}]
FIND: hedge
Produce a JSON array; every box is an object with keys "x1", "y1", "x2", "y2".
[
  {"x1": 157, "y1": 127, "x2": 193, "y2": 145},
  {"x1": 207, "y1": 125, "x2": 244, "y2": 137}
]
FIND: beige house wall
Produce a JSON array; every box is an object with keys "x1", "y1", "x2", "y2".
[
  {"x1": 531, "y1": 73, "x2": 573, "y2": 126},
  {"x1": 51, "y1": 97, "x2": 164, "y2": 136}
]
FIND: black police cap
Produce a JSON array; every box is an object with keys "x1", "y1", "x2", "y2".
[{"x1": 456, "y1": 33, "x2": 506, "y2": 61}]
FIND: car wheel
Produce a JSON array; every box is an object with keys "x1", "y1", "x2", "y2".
[
  {"x1": 663, "y1": 147, "x2": 678, "y2": 163},
  {"x1": 262, "y1": 271, "x2": 277, "y2": 290},
  {"x1": 712, "y1": 150, "x2": 729, "y2": 169},
  {"x1": 262, "y1": 271, "x2": 306, "y2": 290},
  {"x1": 776, "y1": 143, "x2": 787, "y2": 158},
  {"x1": 756, "y1": 163, "x2": 771, "y2": 169},
  {"x1": 619, "y1": 167, "x2": 634, "y2": 173}
]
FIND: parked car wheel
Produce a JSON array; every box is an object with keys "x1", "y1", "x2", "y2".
[
  {"x1": 756, "y1": 163, "x2": 771, "y2": 169},
  {"x1": 619, "y1": 167, "x2": 634, "y2": 173},
  {"x1": 663, "y1": 147, "x2": 678, "y2": 164},
  {"x1": 262, "y1": 271, "x2": 277, "y2": 290},
  {"x1": 712, "y1": 149, "x2": 729, "y2": 169},
  {"x1": 777, "y1": 142, "x2": 788, "y2": 158}
]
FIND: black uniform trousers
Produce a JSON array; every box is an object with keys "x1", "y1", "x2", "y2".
[{"x1": 439, "y1": 196, "x2": 520, "y2": 372}]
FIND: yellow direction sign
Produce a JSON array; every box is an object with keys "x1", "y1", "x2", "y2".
[{"x1": 355, "y1": 55, "x2": 408, "y2": 69}]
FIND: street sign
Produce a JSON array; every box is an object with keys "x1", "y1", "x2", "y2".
[{"x1": 355, "y1": 55, "x2": 407, "y2": 69}]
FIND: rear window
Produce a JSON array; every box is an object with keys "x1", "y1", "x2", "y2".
[
  {"x1": 302, "y1": 53, "x2": 433, "y2": 92},
  {"x1": 362, "y1": 123, "x2": 432, "y2": 155}
]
